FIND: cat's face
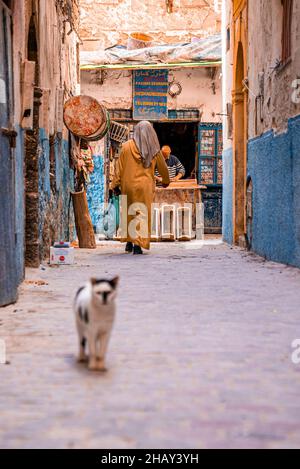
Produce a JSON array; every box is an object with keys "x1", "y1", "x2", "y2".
[{"x1": 90, "y1": 277, "x2": 119, "y2": 305}]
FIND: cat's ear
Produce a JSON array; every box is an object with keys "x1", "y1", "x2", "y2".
[
  {"x1": 110, "y1": 276, "x2": 119, "y2": 289},
  {"x1": 90, "y1": 278, "x2": 98, "y2": 286}
]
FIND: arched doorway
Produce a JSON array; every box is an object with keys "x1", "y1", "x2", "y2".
[{"x1": 233, "y1": 41, "x2": 247, "y2": 244}]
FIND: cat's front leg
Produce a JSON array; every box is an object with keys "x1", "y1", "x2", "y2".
[
  {"x1": 78, "y1": 336, "x2": 88, "y2": 363},
  {"x1": 88, "y1": 335, "x2": 99, "y2": 371},
  {"x1": 96, "y1": 332, "x2": 111, "y2": 372}
]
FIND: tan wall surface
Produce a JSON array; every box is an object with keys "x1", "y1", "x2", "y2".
[
  {"x1": 222, "y1": 0, "x2": 233, "y2": 150},
  {"x1": 247, "y1": 0, "x2": 300, "y2": 137},
  {"x1": 81, "y1": 66, "x2": 222, "y2": 123},
  {"x1": 223, "y1": 0, "x2": 300, "y2": 140},
  {"x1": 80, "y1": 0, "x2": 221, "y2": 50},
  {"x1": 12, "y1": 0, "x2": 80, "y2": 135}
]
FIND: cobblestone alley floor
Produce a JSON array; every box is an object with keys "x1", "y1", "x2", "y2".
[{"x1": 1, "y1": 240, "x2": 300, "y2": 449}]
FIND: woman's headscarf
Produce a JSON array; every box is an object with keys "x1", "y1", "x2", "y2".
[{"x1": 133, "y1": 121, "x2": 161, "y2": 168}]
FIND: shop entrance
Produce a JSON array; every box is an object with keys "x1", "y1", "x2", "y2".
[
  {"x1": 153, "y1": 120, "x2": 223, "y2": 234},
  {"x1": 153, "y1": 122, "x2": 198, "y2": 179}
]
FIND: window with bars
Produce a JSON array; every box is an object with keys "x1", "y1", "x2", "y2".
[
  {"x1": 168, "y1": 109, "x2": 200, "y2": 120},
  {"x1": 282, "y1": 0, "x2": 293, "y2": 64},
  {"x1": 109, "y1": 109, "x2": 201, "y2": 121},
  {"x1": 198, "y1": 124, "x2": 223, "y2": 186},
  {"x1": 108, "y1": 109, "x2": 133, "y2": 120}
]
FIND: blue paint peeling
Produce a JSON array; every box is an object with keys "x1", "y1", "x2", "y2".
[
  {"x1": 38, "y1": 129, "x2": 51, "y2": 244},
  {"x1": 14, "y1": 125, "x2": 25, "y2": 285},
  {"x1": 61, "y1": 139, "x2": 75, "y2": 241},
  {"x1": 223, "y1": 113, "x2": 300, "y2": 268},
  {"x1": 289, "y1": 115, "x2": 300, "y2": 267},
  {"x1": 38, "y1": 129, "x2": 75, "y2": 251},
  {"x1": 87, "y1": 155, "x2": 105, "y2": 233},
  {"x1": 248, "y1": 128, "x2": 295, "y2": 266}
]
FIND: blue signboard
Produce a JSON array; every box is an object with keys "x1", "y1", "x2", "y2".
[{"x1": 133, "y1": 69, "x2": 169, "y2": 121}]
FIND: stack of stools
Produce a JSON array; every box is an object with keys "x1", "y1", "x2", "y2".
[{"x1": 151, "y1": 204, "x2": 195, "y2": 242}]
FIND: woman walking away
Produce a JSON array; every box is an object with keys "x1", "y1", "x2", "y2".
[{"x1": 111, "y1": 121, "x2": 170, "y2": 255}]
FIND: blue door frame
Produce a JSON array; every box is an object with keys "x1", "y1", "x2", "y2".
[
  {"x1": 0, "y1": 1, "x2": 18, "y2": 306},
  {"x1": 198, "y1": 123, "x2": 223, "y2": 185},
  {"x1": 198, "y1": 123, "x2": 223, "y2": 233}
]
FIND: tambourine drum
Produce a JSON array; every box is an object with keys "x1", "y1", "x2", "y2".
[
  {"x1": 86, "y1": 110, "x2": 111, "y2": 142},
  {"x1": 63, "y1": 95, "x2": 108, "y2": 139}
]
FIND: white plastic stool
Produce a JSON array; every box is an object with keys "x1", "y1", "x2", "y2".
[
  {"x1": 177, "y1": 205, "x2": 192, "y2": 241},
  {"x1": 161, "y1": 204, "x2": 176, "y2": 241},
  {"x1": 151, "y1": 206, "x2": 161, "y2": 241},
  {"x1": 196, "y1": 202, "x2": 205, "y2": 241}
]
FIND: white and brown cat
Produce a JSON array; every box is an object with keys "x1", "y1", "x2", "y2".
[{"x1": 74, "y1": 277, "x2": 119, "y2": 372}]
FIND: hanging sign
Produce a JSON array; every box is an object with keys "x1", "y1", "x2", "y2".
[{"x1": 133, "y1": 69, "x2": 169, "y2": 121}]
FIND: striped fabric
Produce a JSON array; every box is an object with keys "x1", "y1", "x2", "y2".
[{"x1": 155, "y1": 154, "x2": 185, "y2": 182}]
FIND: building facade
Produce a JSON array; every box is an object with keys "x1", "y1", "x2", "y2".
[
  {"x1": 81, "y1": 66, "x2": 223, "y2": 234},
  {"x1": 80, "y1": 0, "x2": 221, "y2": 50},
  {"x1": 79, "y1": 0, "x2": 223, "y2": 235},
  {"x1": 0, "y1": 0, "x2": 80, "y2": 306},
  {"x1": 222, "y1": 0, "x2": 300, "y2": 268}
]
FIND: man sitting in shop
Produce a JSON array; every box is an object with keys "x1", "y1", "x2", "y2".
[{"x1": 155, "y1": 145, "x2": 186, "y2": 185}]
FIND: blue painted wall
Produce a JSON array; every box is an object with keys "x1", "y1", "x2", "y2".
[
  {"x1": 38, "y1": 129, "x2": 74, "y2": 258},
  {"x1": 87, "y1": 155, "x2": 105, "y2": 233},
  {"x1": 223, "y1": 114, "x2": 300, "y2": 268},
  {"x1": 14, "y1": 126, "x2": 25, "y2": 285},
  {"x1": 59, "y1": 139, "x2": 75, "y2": 241},
  {"x1": 222, "y1": 147, "x2": 233, "y2": 244},
  {"x1": 289, "y1": 116, "x2": 300, "y2": 267},
  {"x1": 248, "y1": 128, "x2": 296, "y2": 266},
  {"x1": 38, "y1": 129, "x2": 51, "y2": 246}
]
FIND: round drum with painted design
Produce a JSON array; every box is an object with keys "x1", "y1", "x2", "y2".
[{"x1": 63, "y1": 95, "x2": 109, "y2": 140}]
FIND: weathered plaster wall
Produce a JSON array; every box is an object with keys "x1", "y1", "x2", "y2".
[
  {"x1": 82, "y1": 70, "x2": 133, "y2": 109},
  {"x1": 245, "y1": 114, "x2": 300, "y2": 267},
  {"x1": 290, "y1": 116, "x2": 300, "y2": 268},
  {"x1": 221, "y1": 0, "x2": 233, "y2": 151},
  {"x1": 222, "y1": 0, "x2": 300, "y2": 268},
  {"x1": 14, "y1": 126, "x2": 25, "y2": 285},
  {"x1": 11, "y1": 1, "x2": 27, "y2": 283},
  {"x1": 38, "y1": 1, "x2": 79, "y2": 133},
  {"x1": 247, "y1": 0, "x2": 300, "y2": 137},
  {"x1": 34, "y1": 0, "x2": 79, "y2": 262},
  {"x1": 11, "y1": 0, "x2": 80, "y2": 268},
  {"x1": 247, "y1": 116, "x2": 300, "y2": 268},
  {"x1": 81, "y1": 67, "x2": 222, "y2": 122},
  {"x1": 221, "y1": 0, "x2": 233, "y2": 244},
  {"x1": 80, "y1": 0, "x2": 222, "y2": 50}
]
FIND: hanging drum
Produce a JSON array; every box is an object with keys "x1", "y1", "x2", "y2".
[
  {"x1": 63, "y1": 95, "x2": 110, "y2": 141},
  {"x1": 87, "y1": 109, "x2": 111, "y2": 142}
]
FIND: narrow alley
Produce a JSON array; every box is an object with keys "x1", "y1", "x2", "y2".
[
  {"x1": 1, "y1": 0, "x2": 300, "y2": 452},
  {"x1": 1, "y1": 242, "x2": 300, "y2": 449}
]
